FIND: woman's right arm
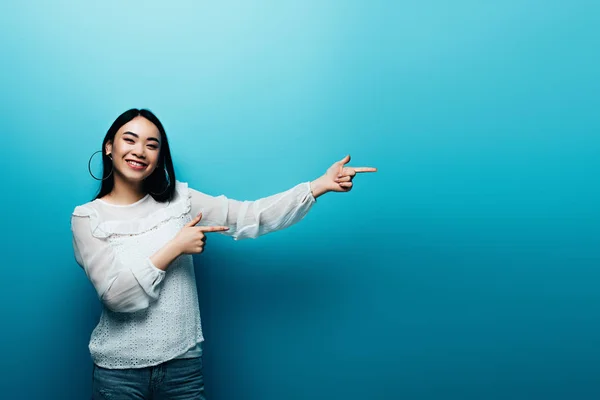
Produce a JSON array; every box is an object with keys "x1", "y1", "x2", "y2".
[
  {"x1": 71, "y1": 211, "x2": 227, "y2": 313},
  {"x1": 71, "y1": 215, "x2": 175, "y2": 313}
]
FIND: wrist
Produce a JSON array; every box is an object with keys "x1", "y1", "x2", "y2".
[
  {"x1": 150, "y1": 238, "x2": 184, "y2": 272},
  {"x1": 168, "y1": 239, "x2": 183, "y2": 258},
  {"x1": 310, "y1": 175, "x2": 329, "y2": 199}
]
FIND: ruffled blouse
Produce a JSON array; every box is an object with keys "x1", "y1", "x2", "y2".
[{"x1": 71, "y1": 181, "x2": 316, "y2": 369}]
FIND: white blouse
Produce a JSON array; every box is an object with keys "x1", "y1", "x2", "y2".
[{"x1": 71, "y1": 180, "x2": 316, "y2": 369}]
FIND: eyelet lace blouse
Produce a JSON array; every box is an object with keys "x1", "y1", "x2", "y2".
[{"x1": 71, "y1": 181, "x2": 316, "y2": 369}]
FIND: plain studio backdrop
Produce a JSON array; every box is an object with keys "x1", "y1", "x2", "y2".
[{"x1": 0, "y1": 1, "x2": 598, "y2": 399}]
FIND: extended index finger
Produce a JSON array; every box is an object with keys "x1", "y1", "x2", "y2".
[
  {"x1": 354, "y1": 167, "x2": 377, "y2": 173},
  {"x1": 198, "y1": 225, "x2": 230, "y2": 233}
]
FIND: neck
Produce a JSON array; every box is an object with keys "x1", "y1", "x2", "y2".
[{"x1": 105, "y1": 174, "x2": 147, "y2": 205}]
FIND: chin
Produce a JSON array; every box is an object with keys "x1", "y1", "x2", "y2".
[{"x1": 116, "y1": 168, "x2": 152, "y2": 183}]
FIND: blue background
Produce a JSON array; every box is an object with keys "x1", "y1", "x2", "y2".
[{"x1": 1, "y1": 1, "x2": 599, "y2": 399}]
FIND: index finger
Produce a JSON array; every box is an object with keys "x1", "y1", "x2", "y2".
[
  {"x1": 354, "y1": 167, "x2": 377, "y2": 173},
  {"x1": 198, "y1": 225, "x2": 230, "y2": 233}
]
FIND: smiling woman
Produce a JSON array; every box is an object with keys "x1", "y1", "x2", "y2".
[
  {"x1": 70, "y1": 108, "x2": 376, "y2": 400},
  {"x1": 92, "y1": 109, "x2": 177, "y2": 204}
]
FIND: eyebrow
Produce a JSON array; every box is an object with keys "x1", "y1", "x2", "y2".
[{"x1": 123, "y1": 131, "x2": 160, "y2": 144}]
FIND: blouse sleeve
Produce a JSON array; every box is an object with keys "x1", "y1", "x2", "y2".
[
  {"x1": 189, "y1": 182, "x2": 316, "y2": 240},
  {"x1": 71, "y1": 207, "x2": 167, "y2": 313}
]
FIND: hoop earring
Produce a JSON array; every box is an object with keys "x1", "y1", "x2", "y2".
[
  {"x1": 150, "y1": 168, "x2": 170, "y2": 196},
  {"x1": 88, "y1": 150, "x2": 113, "y2": 181}
]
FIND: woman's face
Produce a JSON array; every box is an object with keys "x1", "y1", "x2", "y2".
[{"x1": 105, "y1": 116, "x2": 162, "y2": 183}]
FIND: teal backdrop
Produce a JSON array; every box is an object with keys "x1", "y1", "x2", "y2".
[{"x1": 1, "y1": 1, "x2": 598, "y2": 399}]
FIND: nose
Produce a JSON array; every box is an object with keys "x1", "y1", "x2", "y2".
[{"x1": 132, "y1": 143, "x2": 146, "y2": 159}]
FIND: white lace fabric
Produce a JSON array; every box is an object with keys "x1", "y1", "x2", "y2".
[{"x1": 71, "y1": 181, "x2": 316, "y2": 369}]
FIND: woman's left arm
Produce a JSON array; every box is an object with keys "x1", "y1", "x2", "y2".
[
  {"x1": 189, "y1": 182, "x2": 314, "y2": 240},
  {"x1": 189, "y1": 154, "x2": 376, "y2": 240}
]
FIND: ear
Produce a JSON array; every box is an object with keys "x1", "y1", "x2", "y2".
[{"x1": 105, "y1": 142, "x2": 113, "y2": 157}]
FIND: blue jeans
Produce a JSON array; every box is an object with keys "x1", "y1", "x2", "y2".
[{"x1": 92, "y1": 357, "x2": 205, "y2": 399}]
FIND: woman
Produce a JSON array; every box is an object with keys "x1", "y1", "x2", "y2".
[{"x1": 71, "y1": 108, "x2": 376, "y2": 399}]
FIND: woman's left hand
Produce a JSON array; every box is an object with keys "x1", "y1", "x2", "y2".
[{"x1": 310, "y1": 155, "x2": 377, "y2": 197}]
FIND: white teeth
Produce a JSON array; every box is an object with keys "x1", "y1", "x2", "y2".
[{"x1": 127, "y1": 161, "x2": 146, "y2": 167}]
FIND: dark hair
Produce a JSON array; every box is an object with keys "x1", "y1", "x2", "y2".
[{"x1": 93, "y1": 108, "x2": 177, "y2": 203}]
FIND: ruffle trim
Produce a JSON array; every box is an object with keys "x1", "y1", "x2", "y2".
[{"x1": 72, "y1": 181, "x2": 191, "y2": 239}]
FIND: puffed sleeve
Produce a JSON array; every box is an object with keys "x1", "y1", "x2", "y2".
[
  {"x1": 189, "y1": 182, "x2": 316, "y2": 240},
  {"x1": 71, "y1": 206, "x2": 166, "y2": 313}
]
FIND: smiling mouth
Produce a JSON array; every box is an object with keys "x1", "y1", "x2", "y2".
[{"x1": 126, "y1": 160, "x2": 148, "y2": 169}]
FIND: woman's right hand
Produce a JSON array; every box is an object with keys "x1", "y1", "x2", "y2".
[{"x1": 174, "y1": 212, "x2": 229, "y2": 255}]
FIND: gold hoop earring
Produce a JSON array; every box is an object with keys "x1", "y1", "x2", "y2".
[{"x1": 88, "y1": 150, "x2": 113, "y2": 181}]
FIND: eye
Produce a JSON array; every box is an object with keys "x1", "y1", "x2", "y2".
[
  {"x1": 124, "y1": 138, "x2": 134, "y2": 143},
  {"x1": 148, "y1": 145, "x2": 158, "y2": 150}
]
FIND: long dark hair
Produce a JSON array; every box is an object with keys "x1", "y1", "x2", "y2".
[{"x1": 93, "y1": 108, "x2": 177, "y2": 203}]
